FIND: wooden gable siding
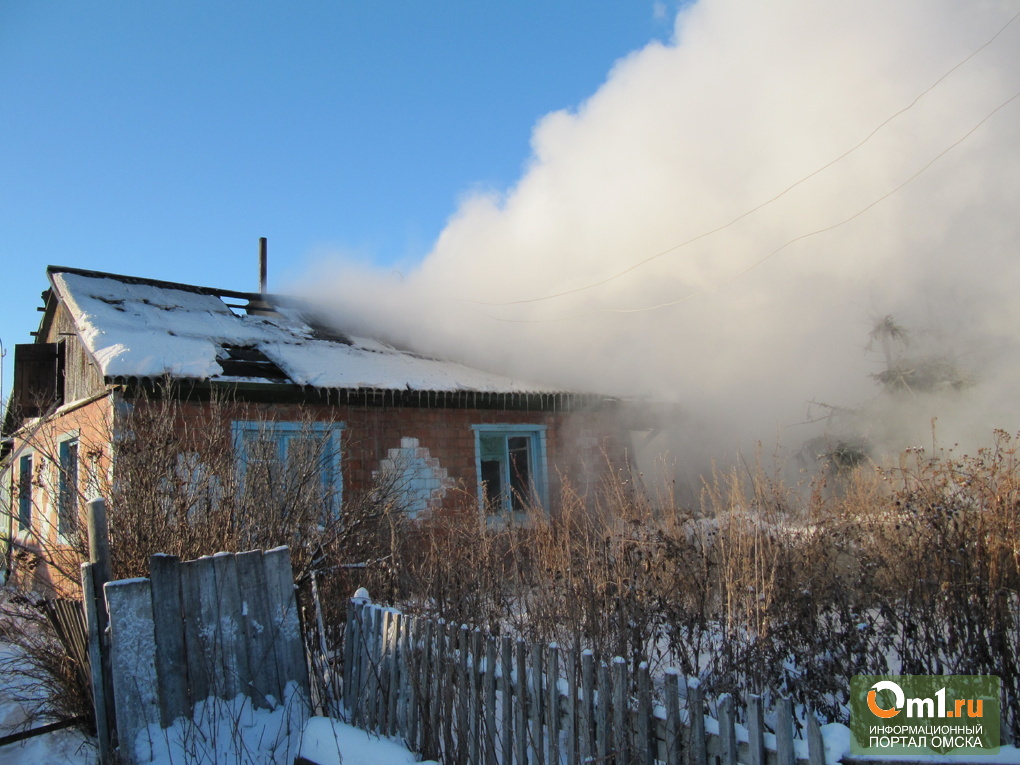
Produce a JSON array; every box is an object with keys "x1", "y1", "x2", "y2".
[{"x1": 47, "y1": 303, "x2": 106, "y2": 402}]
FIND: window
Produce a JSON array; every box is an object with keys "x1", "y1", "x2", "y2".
[
  {"x1": 18, "y1": 454, "x2": 33, "y2": 533},
  {"x1": 472, "y1": 425, "x2": 548, "y2": 517},
  {"x1": 58, "y1": 437, "x2": 79, "y2": 538},
  {"x1": 232, "y1": 421, "x2": 344, "y2": 517}
]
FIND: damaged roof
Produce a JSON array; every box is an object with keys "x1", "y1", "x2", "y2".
[{"x1": 46, "y1": 266, "x2": 564, "y2": 395}]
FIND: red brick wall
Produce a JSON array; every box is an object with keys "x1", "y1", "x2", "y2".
[{"x1": 165, "y1": 398, "x2": 629, "y2": 514}]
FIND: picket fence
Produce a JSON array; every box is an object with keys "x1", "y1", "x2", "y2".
[{"x1": 342, "y1": 597, "x2": 827, "y2": 765}]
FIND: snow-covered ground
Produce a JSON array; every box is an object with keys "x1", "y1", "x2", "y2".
[{"x1": 1, "y1": 641, "x2": 434, "y2": 765}]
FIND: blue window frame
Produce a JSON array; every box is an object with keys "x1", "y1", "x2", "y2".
[
  {"x1": 472, "y1": 424, "x2": 548, "y2": 517},
  {"x1": 58, "y1": 436, "x2": 80, "y2": 538},
  {"x1": 18, "y1": 454, "x2": 33, "y2": 533},
  {"x1": 232, "y1": 421, "x2": 345, "y2": 515}
]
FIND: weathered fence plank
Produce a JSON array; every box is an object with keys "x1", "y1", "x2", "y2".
[
  {"x1": 514, "y1": 639, "x2": 528, "y2": 765},
  {"x1": 180, "y1": 556, "x2": 218, "y2": 702},
  {"x1": 263, "y1": 546, "x2": 309, "y2": 702},
  {"x1": 105, "y1": 578, "x2": 160, "y2": 764},
  {"x1": 688, "y1": 680, "x2": 708, "y2": 765},
  {"x1": 211, "y1": 551, "x2": 252, "y2": 701},
  {"x1": 776, "y1": 696, "x2": 796, "y2": 765},
  {"x1": 664, "y1": 669, "x2": 682, "y2": 765},
  {"x1": 748, "y1": 694, "x2": 767, "y2": 765},
  {"x1": 235, "y1": 549, "x2": 283, "y2": 707},
  {"x1": 339, "y1": 599, "x2": 834, "y2": 765},
  {"x1": 148, "y1": 554, "x2": 188, "y2": 726},
  {"x1": 546, "y1": 644, "x2": 560, "y2": 765}
]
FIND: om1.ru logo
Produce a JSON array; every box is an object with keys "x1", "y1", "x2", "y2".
[
  {"x1": 867, "y1": 679, "x2": 985, "y2": 719},
  {"x1": 850, "y1": 675, "x2": 1000, "y2": 756}
]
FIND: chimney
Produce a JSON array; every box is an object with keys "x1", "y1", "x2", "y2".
[
  {"x1": 246, "y1": 237, "x2": 279, "y2": 317},
  {"x1": 259, "y1": 236, "x2": 268, "y2": 294}
]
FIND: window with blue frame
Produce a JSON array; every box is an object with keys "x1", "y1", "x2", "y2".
[
  {"x1": 18, "y1": 454, "x2": 33, "y2": 533},
  {"x1": 232, "y1": 421, "x2": 345, "y2": 518},
  {"x1": 472, "y1": 425, "x2": 548, "y2": 516},
  {"x1": 58, "y1": 436, "x2": 80, "y2": 538}
]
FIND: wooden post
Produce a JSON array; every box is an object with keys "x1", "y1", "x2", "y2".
[
  {"x1": 501, "y1": 635, "x2": 514, "y2": 765},
  {"x1": 84, "y1": 498, "x2": 115, "y2": 764},
  {"x1": 485, "y1": 636, "x2": 498, "y2": 765},
  {"x1": 612, "y1": 657, "x2": 628, "y2": 765},
  {"x1": 564, "y1": 648, "x2": 576, "y2": 765},
  {"x1": 747, "y1": 695, "x2": 766, "y2": 765},
  {"x1": 637, "y1": 662, "x2": 653, "y2": 765},
  {"x1": 718, "y1": 693, "x2": 737, "y2": 765},
  {"x1": 470, "y1": 629, "x2": 482, "y2": 765},
  {"x1": 775, "y1": 697, "x2": 796, "y2": 765},
  {"x1": 596, "y1": 662, "x2": 611, "y2": 765},
  {"x1": 807, "y1": 712, "x2": 825, "y2": 765},
  {"x1": 547, "y1": 644, "x2": 560, "y2": 765},
  {"x1": 580, "y1": 650, "x2": 595, "y2": 765},
  {"x1": 687, "y1": 680, "x2": 707, "y2": 765},
  {"x1": 664, "y1": 669, "x2": 682, "y2": 765},
  {"x1": 81, "y1": 562, "x2": 114, "y2": 765},
  {"x1": 458, "y1": 625, "x2": 470, "y2": 765},
  {"x1": 530, "y1": 642, "x2": 545, "y2": 765},
  {"x1": 515, "y1": 639, "x2": 528, "y2": 765}
]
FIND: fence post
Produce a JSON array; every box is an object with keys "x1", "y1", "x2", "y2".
[
  {"x1": 83, "y1": 497, "x2": 115, "y2": 765},
  {"x1": 664, "y1": 669, "x2": 682, "y2": 765},
  {"x1": 637, "y1": 661, "x2": 653, "y2": 765},
  {"x1": 531, "y1": 642, "x2": 546, "y2": 765},
  {"x1": 580, "y1": 650, "x2": 595, "y2": 765},
  {"x1": 547, "y1": 644, "x2": 560, "y2": 765},
  {"x1": 564, "y1": 648, "x2": 577, "y2": 765},
  {"x1": 612, "y1": 657, "x2": 628, "y2": 765},
  {"x1": 687, "y1": 679, "x2": 707, "y2": 765},
  {"x1": 775, "y1": 697, "x2": 796, "y2": 765},
  {"x1": 485, "y1": 635, "x2": 498, "y2": 765},
  {"x1": 596, "y1": 661, "x2": 611, "y2": 764},
  {"x1": 747, "y1": 695, "x2": 766, "y2": 765},
  {"x1": 501, "y1": 636, "x2": 514, "y2": 765},
  {"x1": 718, "y1": 693, "x2": 737, "y2": 765},
  {"x1": 515, "y1": 639, "x2": 529, "y2": 765},
  {"x1": 807, "y1": 711, "x2": 825, "y2": 765}
]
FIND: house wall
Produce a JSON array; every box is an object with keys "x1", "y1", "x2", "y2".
[
  {"x1": 162, "y1": 397, "x2": 628, "y2": 515},
  {"x1": 2, "y1": 391, "x2": 626, "y2": 593},
  {"x1": 2, "y1": 394, "x2": 115, "y2": 595}
]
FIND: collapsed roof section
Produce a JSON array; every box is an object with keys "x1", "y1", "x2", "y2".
[{"x1": 45, "y1": 266, "x2": 571, "y2": 397}]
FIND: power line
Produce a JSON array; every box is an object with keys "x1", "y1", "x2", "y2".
[
  {"x1": 470, "y1": 7, "x2": 1020, "y2": 309},
  {"x1": 477, "y1": 86, "x2": 1020, "y2": 323}
]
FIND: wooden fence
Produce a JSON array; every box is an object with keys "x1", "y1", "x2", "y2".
[
  {"x1": 87, "y1": 544, "x2": 310, "y2": 764},
  {"x1": 343, "y1": 597, "x2": 827, "y2": 765}
]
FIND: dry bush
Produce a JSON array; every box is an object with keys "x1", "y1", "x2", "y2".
[
  {"x1": 1, "y1": 386, "x2": 398, "y2": 732},
  {"x1": 371, "y1": 437, "x2": 1019, "y2": 741}
]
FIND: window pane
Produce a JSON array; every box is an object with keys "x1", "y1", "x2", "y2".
[
  {"x1": 59, "y1": 440, "x2": 79, "y2": 536},
  {"x1": 480, "y1": 458, "x2": 504, "y2": 513},
  {"x1": 507, "y1": 436, "x2": 532, "y2": 511},
  {"x1": 18, "y1": 455, "x2": 32, "y2": 531}
]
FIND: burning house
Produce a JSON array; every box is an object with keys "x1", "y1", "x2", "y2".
[{"x1": 1, "y1": 257, "x2": 627, "y2": 590}]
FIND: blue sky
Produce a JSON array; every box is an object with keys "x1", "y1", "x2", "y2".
[
  {"x1": 0, "y1": 1, "x2": 677, "y2": 400},
  {"x1": 4, "y1": 0, "x2": 1019, "y2": 474}
]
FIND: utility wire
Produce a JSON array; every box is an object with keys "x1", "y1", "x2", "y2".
[
  {"x1": 478, "y1": 86, "x2": 1020, "y2": 323},
  {"x1": 470, "y1": 7, "x2": 1020, "y2": 309}
]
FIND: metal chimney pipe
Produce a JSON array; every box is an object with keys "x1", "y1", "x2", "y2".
[{"x1": 258, "y1": 237, "x2": 268, "y2": 294}]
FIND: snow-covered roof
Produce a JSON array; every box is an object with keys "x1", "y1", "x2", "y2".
[{"x1": 47, "y1": 267, "x2": 564, "y2": 394}]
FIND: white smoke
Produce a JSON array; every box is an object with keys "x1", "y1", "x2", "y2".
[{"x1": 299, "y1": 0, "x2": 1020, "y2": 485}]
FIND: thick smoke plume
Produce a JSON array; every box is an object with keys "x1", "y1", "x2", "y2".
[{"x1": 301, "y1": 0, "x2": 1020, "y2": 491}]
